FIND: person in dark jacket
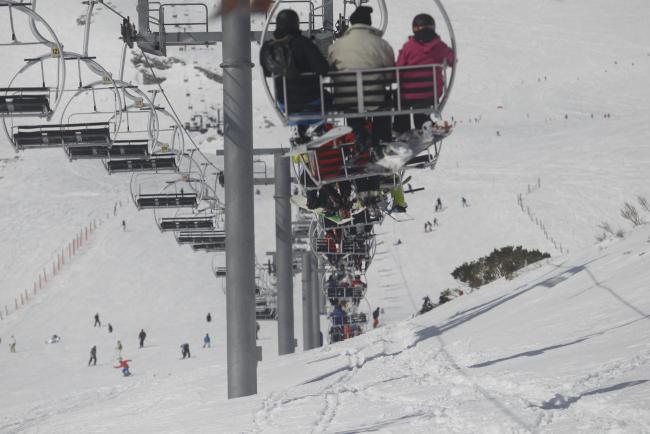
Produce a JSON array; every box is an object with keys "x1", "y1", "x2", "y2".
[
  {"x1": 260, "y1": 9, "x2": 330, "y2": 136},
  {"x1": 181, "y1": 343, "x2": 191, "y2": 359},
  {"x1": 88, "y1": 345, "x2": 97, "y2": 366},
  {"x1": 372, "y1": 307, "x2": 380, "y2": 328},
  {"x1": 206, "y1": 312, "x2": 212, "y2": 323},
  {"x1": 394, "y1": 13, "x2": 455, "y2": 133},
  {"x1": 107, "y1": 323, "x2": 113, "y2": 333},
  {"x1": 138, "y1": 329, "x2": 147, "y2": 349},
  {"x1": 94, "y1": 313, "x2": 101, "y2": 327}
]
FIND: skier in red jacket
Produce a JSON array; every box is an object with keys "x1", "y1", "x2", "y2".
[{"x1": 114, "y1": 358, "x2": 131, "y2": 376}]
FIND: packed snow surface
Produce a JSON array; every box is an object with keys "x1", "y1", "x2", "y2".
[{"x1": 1, "y1": 0, "x2": 650, "y2": 432}]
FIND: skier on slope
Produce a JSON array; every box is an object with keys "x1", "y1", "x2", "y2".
[
  {"x1": 372, "y1": 307, "x2": 380, "y2": 328},
  {"x1": 138, "y1": 329, "x2": 147, "y2": 349},
  {"x1": 203, "y1": 333, "x2": 211, "y2": 349},
  {"x1": 115, "y1": 357, "x2": 131, "y2": 376},
  {"x1": 88, "y1": 345, "x2": 97, "y2": 366},
  {"x1": 180, "y1": 343, "x2": 191, "y2": 359},
  {"x1": 93, "y1": 313, "x2": 101, "y2": 327},
  {"x1": 420, "y1": 296, "x2": 434, "y2": 314}
]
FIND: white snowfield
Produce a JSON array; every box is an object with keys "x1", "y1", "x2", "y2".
[{"x1": 1, "y1": 0, "x2": 650, "y2": 432}]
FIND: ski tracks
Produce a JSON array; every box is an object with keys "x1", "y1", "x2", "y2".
[
  {"x1": 0, "y1": 380, "x2": 141, "y2": 434},
  {"x1": 311, "y1": 348, "x2": 365, "y2": 434},
  {"x1": 253, "y1": 332, "x2": 405, "y2": 433}
]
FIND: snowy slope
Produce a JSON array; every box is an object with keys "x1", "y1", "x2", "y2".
[{"x1": 1, "y1": 0, "x2": 650, "y2": 432}]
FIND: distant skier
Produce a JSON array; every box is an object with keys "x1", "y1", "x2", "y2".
[
  {"x1": 9, "y1": 335, "x2": 16, "y2": 353},
  {"x1": 420, "y1": 296, "x2": 434, "y2": 314},
  {"x1": 116, "y1": 340, "x2": 123, "y2": 356},
  {"x1": 94, "y1": 313, "x2": 101, "y2": 327},
  {"x1": 372, "y1": 307, "x2": 380, "y2": 329},
  {"x1": 433, "y1": 218, "x2": 439, "y2": 227},
  {"x1": 203, "y1": 333, "x2": 211, "y2": 349},
  {"x1": 256, "y1": 322, "x2": 260, "y2": 340},
  {"x1": 115, "y1": 358, "x2": 131, "y2": 376},
  {"x1": 461, "y1": 197, "x2": 468, "y2": 208},
  {"x1": 138, "y1": 329, "x2": 147, "y2": 349},
  {"x1": 47, "y1": 334, "x2": 61, "y2": 344},
  {"x1": 180, "y1": 343, "x2": 191, "y2": 359},
  {"x1": 435, "y1": 197, "x2": 443, "y2": 212},
  {"x1": 206, "y1": 312, "x2": 212, "y2": 323},
  {"x1": 108, "y1": 323, "x2": 113, "y2": 333},
  {"x1": 122, "y1": 220, "x2": 126, "y2": 231},
  {"x1": 88, "y1": 345, "x2": 97, "y2": 366}
]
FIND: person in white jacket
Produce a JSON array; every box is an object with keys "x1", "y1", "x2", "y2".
[{"x1": 328, "y1": 6, "x2": 395, "y2": 157}]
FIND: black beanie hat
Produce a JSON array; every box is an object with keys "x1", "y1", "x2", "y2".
[
  {"x1": 349, "y1": 6, "x2": 373, "y2": 26},
  {"x1": 413, "y1": 13, "x2": 435, "y2": 30},
  {"x1": 274, "y1": 9, "x2": 300, "y2": 38}
]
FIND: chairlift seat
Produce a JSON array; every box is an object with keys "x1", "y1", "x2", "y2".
[
  {"x1": 256, "y1": 307, "x2": 277, "y2": 320},
  {"x1": 275, "y1": 63, "x2": 449, "y2": 123},
  {"x1": 73, "y1": 140, "x2": 149, "y2": 160},
  {"x1": 343, "y1": 313, "x2": 367, "y2": 325},
  {"x1": 13, "y1": 122, "x2": 110, "y2": 150},
  {"x1": 191, "y1": 241, "x2": 226, "y2": 252},
  {"x1": 315, "y1": 237, "x2": 368, "y2": 255},
  {"x1": 0, "y1": 92, "x2": 51, "y2": 117},
  {"x1": 176, "y1": 230, "x2": 225, "y2": 245},
  {"x1": 65, "y1": 139, "x2": 149, "y2": 161},
  {"x1": 105, "y1": 153, "x2": 178, "y2": 174},
  {"x1": 159, "y1": 216, "x2": 215, "y2": 232},
  {"x1": 136, "y1": 192, "x2": 198, "y2": 210},
  {"x1": 327, "y1": 287, "x2": 366, "y2": 299}
]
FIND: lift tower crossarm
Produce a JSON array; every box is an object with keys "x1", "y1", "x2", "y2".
[{"x1": 135, "y1": 0, "x2": 261, "y2": 56}]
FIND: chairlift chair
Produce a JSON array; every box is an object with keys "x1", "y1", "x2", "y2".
[
  {"x1": 158, "y1": 215, "x2": 216, "y2": 232},
  {"x1": 175, "y1": 230, "x2": 225, "y2": 245},
  {"x1": 261, "y1": 0, "x2": 455, "y2": 124},
  {"x1": 0, "y1": 2, "x2": 65, "y2": 122},
  {"x1": 12, "y1": 121, "x2": 110, "y2": 150},
  {"x1": 191, "y1": 241, "x2": 226, "y2": 252}
]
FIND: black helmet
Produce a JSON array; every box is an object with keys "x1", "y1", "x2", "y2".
[
  {"x1": 412, "y1": 13, "x2": 435, "y2": 30},
  {"x1": 275, "y1": 9, "x2": 300, "y2": 38}
]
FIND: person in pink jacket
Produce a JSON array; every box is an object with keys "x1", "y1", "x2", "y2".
[{"x1": 394, "y1": 13, "x2": 455, "y2": 133}]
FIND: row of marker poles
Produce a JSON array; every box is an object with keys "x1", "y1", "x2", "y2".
[
  {"x1": 1, "y1": 219, "x2": 102, "y2": 321},
  {"x1": 517, "y1": 179, "x2": 567, "y2": 255}
]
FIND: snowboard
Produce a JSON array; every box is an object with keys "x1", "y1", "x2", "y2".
[{"x1": 372, "y1": 120, "x2": 453, "y2": 172}]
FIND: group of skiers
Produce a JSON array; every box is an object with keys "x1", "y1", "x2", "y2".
[
  {"x1": 82, "y1": 312, "x2": 214, "y2": 375},
  {"x1": 425, "y1": 196, "x2": 469, "y2": 232}
]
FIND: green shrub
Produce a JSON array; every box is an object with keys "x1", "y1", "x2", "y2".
[{"x1": 452, "y1": 246, "x2": 550, "y2": 288}]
